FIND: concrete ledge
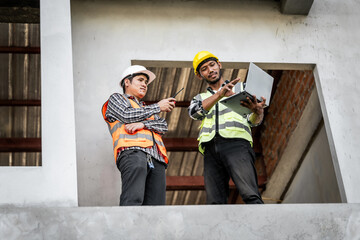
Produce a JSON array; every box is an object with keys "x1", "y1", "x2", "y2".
[{"x1": 1, "y1": 204, "x2": 360, "y2": 239}]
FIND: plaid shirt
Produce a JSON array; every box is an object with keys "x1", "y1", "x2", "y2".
[{"x1": 105, "y1": 93, "x2": 168, "y2": 164}]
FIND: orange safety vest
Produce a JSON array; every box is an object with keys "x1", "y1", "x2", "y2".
[{"x1": 102, "y1": 96, "x2": 168, "y2": 164}]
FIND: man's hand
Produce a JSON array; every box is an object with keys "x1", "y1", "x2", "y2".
[
  {"x1": 217, "y1": 78, "x2": 241, "y2": 98},
  {"x1": 158, "y1": 98, "x2": 176, "y2": 112},
  {"x1": 125, "y1": 122, "x2": 145, "y2": 134},
  {"x1": 202, "y1": 78, "x2": 241, "y2": 111},
  {"x1": 241, "y1": 95, "x2": 266, "y2": 115}
]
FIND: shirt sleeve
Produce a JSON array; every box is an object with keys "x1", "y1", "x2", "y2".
[
  {"x1": 247, "y1": 113, "x2": 263, "y2": 127},
  {"x1": 188, "y1": 94, "x2": 209, "y2": 120},
  {"x1": 142, "y1": 114, "x2": 168, "y2": 135},
  {"x1": 105, "y1": 93, "x2": 161, "y2": 123}
]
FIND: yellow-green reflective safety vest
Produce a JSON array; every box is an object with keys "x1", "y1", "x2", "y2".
[{"x1": 197, "y1": 91, "x2": 253, "y2": 154}]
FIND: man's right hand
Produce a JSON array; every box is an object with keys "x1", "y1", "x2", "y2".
[
  {"x1": 202, "y1": 78, "x2": 241, "y2": 111},
  {"x1": 158, "y1": 98, "x2": 176, "y2": 112},
  {"x1": 217, "y1": 78, "x2": 241, "y2": 98}
]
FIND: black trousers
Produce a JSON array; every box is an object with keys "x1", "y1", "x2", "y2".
[
  {"x1": 117, "y1": 150, "x2": 166, "y2": 206},
  {"x1": 202, "y1": 136, "x2": 264, "y2": 204}
]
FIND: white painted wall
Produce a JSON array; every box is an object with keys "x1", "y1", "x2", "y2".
[
  {"x1": 0, "y1": 0, "x2": 78, "y2": 206},
  {"x1": 71, "y1": 0, "x2": 360, "y2": 205},
  {"x1": 283, "y1": 125, "x2": 341, "y2": 203}
]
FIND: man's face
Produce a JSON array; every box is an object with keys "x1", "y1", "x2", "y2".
[
  {"x1": 124, "y1": 74, "x2": 149, "y2": 99},
  {"x1": 198, "y1": 60, "x2": 222, "y2": 83}
]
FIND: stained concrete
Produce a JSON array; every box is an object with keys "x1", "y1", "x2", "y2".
[
  {"x1": 283, "y1": 125, "x2": 341, "y2": 203},
  {"x1": 71, "y1": 0, "x2": 360, "y2": 206},
  {"x1": 1, "y1": 204, "x2": 360, "y2": 239}
]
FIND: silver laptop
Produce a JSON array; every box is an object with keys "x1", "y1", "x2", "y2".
[{"x1": 220, "y1": 63, "x2": 274, "y2": 116}]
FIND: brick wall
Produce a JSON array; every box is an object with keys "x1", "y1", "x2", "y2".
[{"x1": 260, "y1": 70, "x2": 315, "y2": 177}]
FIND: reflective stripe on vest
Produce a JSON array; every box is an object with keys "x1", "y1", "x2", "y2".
[
  {"x1": 200, "y1": 121, "x2": 252, "y2": 136},
  {"x1": 197, "y1": 91, "x2": 253, "y2": 154},
  {"x1": 102, "y1": 96, "x2": 168, "y2": 163}
]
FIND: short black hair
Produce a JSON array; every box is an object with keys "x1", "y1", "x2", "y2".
[{"x1": 196, "y1": 57, "x2": 218, "y2": 74}]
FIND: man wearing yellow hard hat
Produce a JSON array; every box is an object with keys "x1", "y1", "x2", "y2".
[
  {"x1": 188, "y1": 51, "x2": 265, "y2": 204},
  {"x1": 102, "y1": 65, "x2": 176, "y2": 205}
]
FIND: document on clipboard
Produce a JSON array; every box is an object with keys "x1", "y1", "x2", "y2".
[{"x1": 220, "y1": 63, "x2": 274, "y2": 117}]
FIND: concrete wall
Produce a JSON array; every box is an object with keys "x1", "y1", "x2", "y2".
[
  {"x1": 71, "y1": 0, "x2": 360, "y2": 205},
  {"x1": 283, "y1": 125, "x2": 342, "y2": 203},
  {"x1": 0, "y1": 0, "x2": 78, "y2": 206},
  {"x1": 1, "y1": 204, "x2": 360, "y2": 239}
]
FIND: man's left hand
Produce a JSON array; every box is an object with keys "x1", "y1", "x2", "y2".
[
  {"x1": 241, "y1": 95, "x2": 266, "y2": 115},
  {"x1": 125, "y1": 122, "x2": 145, "y2": 134}
]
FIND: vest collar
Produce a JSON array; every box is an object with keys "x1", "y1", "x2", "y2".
[{"x1": 123, "y1": 93, "x2": 145, "y2": 106}]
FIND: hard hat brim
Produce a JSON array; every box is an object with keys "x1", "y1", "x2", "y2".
[{"x1": 120, "y1": 69, "x2": 156, "y2": 86}]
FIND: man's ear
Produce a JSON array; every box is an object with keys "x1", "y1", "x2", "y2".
[
  {"x1": 217, "y1": 61, "x2": 222, "y2": 69},
  {"x1": 196, "y1": 73, "x2": 202, "y2": 80},
  {"x1": 124, "y1": 78, "x2": 130, "y2": 87}
]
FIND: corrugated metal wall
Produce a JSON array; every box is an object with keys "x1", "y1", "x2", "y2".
[{"x1": 0, "y1": 23, "x2": 41, "y2": 166}]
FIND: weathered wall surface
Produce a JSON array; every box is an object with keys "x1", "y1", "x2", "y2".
[
  {"x1": 1, "y1": 204, "x2": 360, "y2": 239},
  {"x1": 0, "y1": 0, "x2": 78, "y2": 206},
  {"x1": 283, "y1": 125, "x2": 342, "y2": 203},
  {"x1": 70, "y1": 0, "x2": 360, "y2": 205}
]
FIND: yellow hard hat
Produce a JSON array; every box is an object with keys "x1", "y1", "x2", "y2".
[{"x1": 193, "y1": 51, "x2": 219, "y2": 74}]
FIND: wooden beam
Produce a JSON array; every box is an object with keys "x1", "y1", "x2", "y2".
[
  {"x1": 166, "y1": 176, "x2": 205, "y2": 190},
  {"x1": 163, "y1": 137, "x2": 263, "y2": 154},
  {"x1": 0, "y1": 46, "x2": 40, "y2": 54},
  {"x1": 132, "y1": 60, "x2": 315, "y2": 71},
  {"x1": 166, "y1": 176, "x2": 266, "y2": 191},
  {"x1": 163, "y1": 138, "x2": 198, "y2": 151},
  {"x1": 144, "y1": 101, "x2": 190, "y2": 108},
  {"x1": 0, "y1": 1, "x2": 40, "y2": 8},
  {"x1": 0, "y1": 100, "x2": 41, "y2": 106},
  {"x1": 0, "y1": 138, "x2": 41, "y2": 152}
]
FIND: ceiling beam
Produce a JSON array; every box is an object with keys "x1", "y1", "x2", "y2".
[
  {"x1": 166, "y1": 176, "x2": 267, "y2": 191},
  {"x1": 0, "y1": 138, "x2": 41, "y2": 152},
  {"x1": 166, "y1": 176, "x2": 205, "y2": 190},
  {"x1": 163, "y1": 138, "x2": 198, "y2": 152},
  {"x1": 0, "y1": 46, "x2": 40, "y2": 54},
  {"x1": 133, "y1": 60, "x2": 315, "y2": 71},
  {"x1": 0, "y1": 137, "x2": 198, "y2": 152},
  {"x1": 163, "y1": 137, "x2": 263, "y2": 154},
  {"x1": 0, "y1": 99, "x2": 41, "y2": 106},
  {"x1": 0, "y1": 137, "x2": 259, "y2": 153},
  {"x1": 0, "y1": 0, "x2": 39, "y2": 8}
]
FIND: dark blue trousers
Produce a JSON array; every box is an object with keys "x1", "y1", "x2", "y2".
[
  {"x1": 117, "y1": 150, "x2": 166, "y2": 206},
  {"x1": 202, "y1": 136, "x2": 264, "y2": 204}
]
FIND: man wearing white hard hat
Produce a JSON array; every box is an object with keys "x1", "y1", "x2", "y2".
[{"x1": 102, "y1": 65, "x2": 176, "y2": 205}]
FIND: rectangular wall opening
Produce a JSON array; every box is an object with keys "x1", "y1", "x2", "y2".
[{"x1": 132, "y1": 60, "x2": 341, "y2": 205}]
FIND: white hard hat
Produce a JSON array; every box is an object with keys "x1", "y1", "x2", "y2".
[{"x1": 120, "y1": 65, "x2": 156, "y2": 87}]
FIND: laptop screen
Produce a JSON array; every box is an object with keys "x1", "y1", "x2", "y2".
[{"x1": 245, "y1": 63, "x2": 274, "y2": 106}]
